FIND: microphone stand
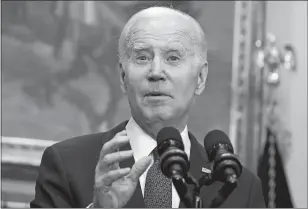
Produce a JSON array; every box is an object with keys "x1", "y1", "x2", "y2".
[
  {"x1": 171, "y1": 170, "x2": 237, "y2": 208},
  {"x1": 172, "y1": 173, "x2": 203, "y2": 208},
  {"x1": 198, "y1": 172, "x2": 238, "y2": 208}
]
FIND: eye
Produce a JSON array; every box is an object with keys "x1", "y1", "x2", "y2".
[
  {"x1": 137, "y1": 55, "x2": 148, "y2": 61},
  {"x1": 167, "y1": 55, "x2": 180, "y2": 62},
  {"x1": 135, "y1": 54, "x2": 152, "y2": 64}
]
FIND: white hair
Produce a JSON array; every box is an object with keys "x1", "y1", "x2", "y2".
[{"x1": 118, "y1": 6, "x2": 207, "y2": 64}]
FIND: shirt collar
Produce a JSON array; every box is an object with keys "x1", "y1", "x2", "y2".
[{"x1": 126, "y1": 117, "x2": 191, "y2": 163}]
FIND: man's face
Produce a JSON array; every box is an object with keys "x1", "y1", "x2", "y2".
[{"x1": 120, "y1": 15, "x2": 207, "y2": 124}]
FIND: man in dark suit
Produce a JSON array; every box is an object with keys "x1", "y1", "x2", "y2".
[{"x1": 31, "y1": 6, "x2": 265, "y2": 208}]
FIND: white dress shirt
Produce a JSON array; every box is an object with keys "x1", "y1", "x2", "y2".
[{"x1": 126, "y1": 117, "x2": 191, "y2": 208}]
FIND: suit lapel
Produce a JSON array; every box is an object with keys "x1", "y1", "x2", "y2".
[
  {"x1": 187, "y1": 131, "x2": 212, "y2": 181},
  {"x1": 179, "y1": 132, "x2": 216, "y2": 208},
  {"x1": 111, "y1": 121, "x2": 145, "y2": 208}
]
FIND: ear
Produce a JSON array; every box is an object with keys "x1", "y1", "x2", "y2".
[
  {"x1": 195, "y1": 61, "x2": 208, "y2": 95},
  {"x1": 119, "y1": 63, "x2": 127, "y2": 95}
]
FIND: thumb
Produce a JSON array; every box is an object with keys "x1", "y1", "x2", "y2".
[{"x1": 127, "y1": 156, "x2": 152, "y2": 182}]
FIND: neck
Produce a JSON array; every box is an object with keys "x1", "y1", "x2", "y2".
[{"x1": 132, "y1": 115, "x2": 188, "y2": 139}]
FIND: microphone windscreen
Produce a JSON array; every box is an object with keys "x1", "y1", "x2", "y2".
[
  {"x1": 203, "y1": 130, "x2": 233, "y2": 154},
  {"x1": 157, "y1": 127, "x2": 182, "y2": 146}
]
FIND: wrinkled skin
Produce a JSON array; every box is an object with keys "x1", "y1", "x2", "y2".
[{"x1": 119, "y1": 12, "x2": 208, "y2": 138}]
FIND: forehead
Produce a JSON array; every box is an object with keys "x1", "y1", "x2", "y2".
[{"x1": 125, "y1": 16, "x2": 198, "y2": 52}]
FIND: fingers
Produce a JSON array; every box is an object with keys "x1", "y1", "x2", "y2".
[
  {"x1": 96, "y1": 167, "x2": 131, "y2": 187},
  {"x1": 100, "y1": 130, "x2": 129, "y2": 157},
  {"x1": 127, "y1": 156, "x2": 152, "y2": 182},
  {"x1": 96, "y1": 130, "x2": 133, "y2": 176},
  {"x1": 96, "y1": 150, "x2": 134, "y2": 173},
  {"x1": 104, "y1": 150, "x2": 134, "y2": 164}
]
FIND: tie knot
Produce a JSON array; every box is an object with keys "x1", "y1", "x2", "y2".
[{"x1": 151, "y1": 148, "x2": 159, "y2": 161}]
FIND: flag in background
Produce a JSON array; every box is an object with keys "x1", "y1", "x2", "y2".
[{"x1": 257, "y1": 128, "x2": 293, "y2": 208}]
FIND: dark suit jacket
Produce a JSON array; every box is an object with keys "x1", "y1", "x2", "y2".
[{"x1": 31, "y1": 121, "x2": 265, "y2": 208}]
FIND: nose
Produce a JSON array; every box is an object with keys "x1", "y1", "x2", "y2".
[{"x1": 147, "y1": 56, "x2": 166, "y2": 82}]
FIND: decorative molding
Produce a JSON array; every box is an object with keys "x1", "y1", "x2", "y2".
[
  {"x1": 1, "y1": 201, "x2": 30, "y2": 208},
  {"x1": 229, "y1": 1, "x2": 253, "y2": 167},
  {"x1": 1, "y1": 136, "x2": 56, "y2": 166},
  {"x1": 229, "y1": 1, "x2": 266, "y2": 173}
]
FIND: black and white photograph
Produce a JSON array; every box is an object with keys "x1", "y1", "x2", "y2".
[{"x1": 1, "y1": 1, "x2": 307, "y2": 208}]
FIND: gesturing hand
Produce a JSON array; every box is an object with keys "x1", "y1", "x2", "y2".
[{"x1": 93, "y1": 130, "x2": 152, "y2": 208}]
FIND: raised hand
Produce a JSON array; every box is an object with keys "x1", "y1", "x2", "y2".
[{"x1": 93, "y1": 130, "x2": 151, "y2": 208}]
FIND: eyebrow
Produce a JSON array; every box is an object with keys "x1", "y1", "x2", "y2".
[
  {"x1": 131, "y1": 44, "x2": 151, "y2": 52},
  {"x1": 165, "y1": 45, "x2": 187, "y2": 53},
  {"x1": 129, "y1": 43, "x2": 187, "y2": 53}
]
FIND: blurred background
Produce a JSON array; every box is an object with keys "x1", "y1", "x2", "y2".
[{"x1": 1, "y1": 1, "x2": 307, "y2": 208}]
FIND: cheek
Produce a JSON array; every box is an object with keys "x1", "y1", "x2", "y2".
[
  {"x1": 177, "y1": 79, "x2": 197, "y2": 99},
  {"x1": 173, "y1": 67, "x2": 198, "y2": 96},
  {"x1": 124, "y1": 64, "x2": 147, "y2": 94}
]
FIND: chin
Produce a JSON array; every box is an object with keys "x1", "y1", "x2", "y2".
[{"x1": 142, "y1": 106, "x2": 177, "y2": 123}]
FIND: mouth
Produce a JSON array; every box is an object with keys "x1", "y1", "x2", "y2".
[{"x1": 144, "y1": 91, "x2": 172, "y2": 98}]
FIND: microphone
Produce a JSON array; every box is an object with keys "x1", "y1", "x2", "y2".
[
  {"x1": 156, "y1": 127, "x2": 189, "y2": 179},
  {"x1": 157, "y1": 127, "x2": 202, "y2": 208},
  {"x1": 203, "y1": 130, "x2": 242, "y2": 184}
]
